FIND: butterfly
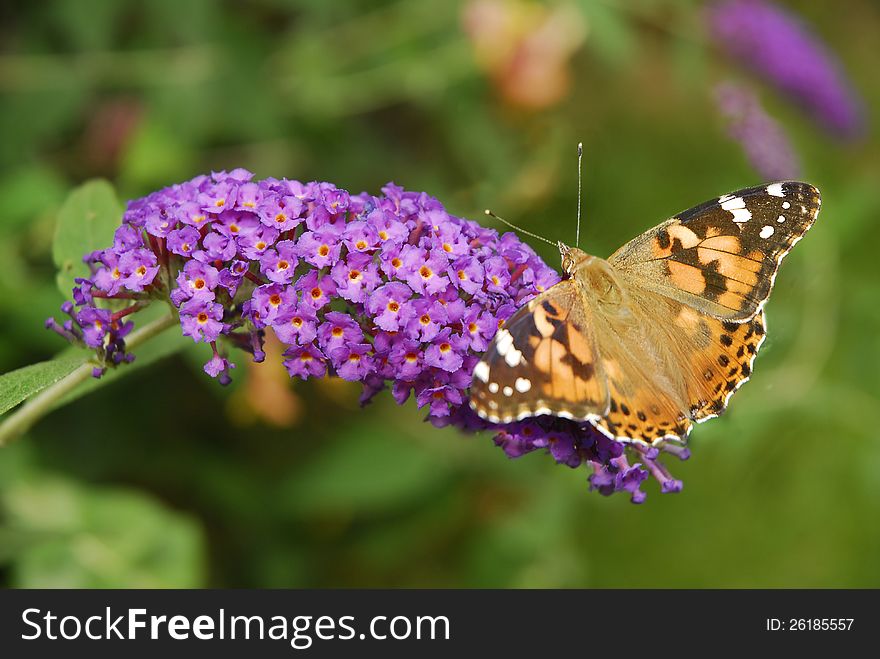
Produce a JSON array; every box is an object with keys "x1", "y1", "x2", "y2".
[{"x1": 470, "y1": 181, "x2": 821, "y2": 446}]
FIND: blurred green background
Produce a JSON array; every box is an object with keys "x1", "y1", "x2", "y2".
[{"x1": 1, "y1": 0, "x2": 878, "y2": 588}]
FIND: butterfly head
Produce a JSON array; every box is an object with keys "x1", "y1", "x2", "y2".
[{"x1": 558, "y1": 242, "x2": 593, "y2": 277}]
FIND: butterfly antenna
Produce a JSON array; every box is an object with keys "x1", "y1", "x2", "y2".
[
  {"x1": 484, "y1": 209, "x2": 557, "y2": 247},
  {"x1": 576, "y1": 141, "x2": 583, "y2": 248}
]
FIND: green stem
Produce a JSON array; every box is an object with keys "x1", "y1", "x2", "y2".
[{"x1": 0, "y1": 311, "x2": 178, "y2": 447}]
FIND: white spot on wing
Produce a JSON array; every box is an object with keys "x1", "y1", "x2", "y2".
[
  {"x1": 760, "y1": 225, "x2": 775, "y2": 238},
  {"x1": 730, "y1": 208, "x2": 751, "y2": 223},
  {"x1": 514, "y1": 377, "x2": 531, "y2": 393},
  {"x1": 488, "y1": 382, "x2": 499, "y2": 393},
  {"x1": 777, "y1": 215, "x2": 785, "y2": 223},
  {"x1": 473, "y1": 361, "x2": 489, "y2": 382},
  {"x1": 502, "y1": 386, "x2": 513, "y2": 397},
  {"x1": 720, "y1": 196, "x2": 751, "y2": 223},
  {"x1": 766, "y1": 183, "x2": 784, "y2": 197},
  {"x1": 782, "y1": 201, "x2": 791, "y2": 209},
  {"x1": 504, "y1": 348, "x2": 523, "y2": 367},
  {"x1": 495, "y1": 328, "x2": 514, "y2": 356}
]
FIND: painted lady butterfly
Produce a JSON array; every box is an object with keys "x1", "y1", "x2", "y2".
[{"x1": 470, "y1": 181, "x2": 821, "y2": 446}]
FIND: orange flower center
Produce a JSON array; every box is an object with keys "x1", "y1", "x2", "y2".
[
  {"x1": 181, "y1": 242, "x2": 191, "y2": 252},
  {"x1": 269, "y1": 294, "x2": 282, "y2": 306},
  {"x1": 192, "y1": 214, "x2": 206, "y2": 224},
  {"x1": 136, "y1": 266, "x2": 146, "y2": 276},
  {"x1": 468, "y1": 322, "x2": 478, "y2": 333},
  {"x1": 419, "y1": 266, "x2": 433, "y2": 279},
  {"x1": 391, "y1": 258, "x2": 402, "y2": 268},
  {"x1": 439, "y1": 342, "x2": 451, "y2": 353},
  {"x1": 112, "y1": 268, "x2": 121, "y2": 280},
  {"x1": 194, "y1": 278, "x2": 206, "y2": 289},
  {"x1": 349, "y1": 270, "x2": 361, "y2": 281},
  {"x1": 275, "y1": 213, "x2": 287, "y2": 224},
  {"x1": 197, "y1": 312, "x2": 208, "y2": 324},
  {"x1": 442, "y1": 243, "x2": 452, "y2": 253},
  {"x1": 229, "y1": 223, "x2": 240, "y2": 233},
  {"x1": 457, "y1": 270, "x2": 467, "y2": 280},
  {"x1": 419, "y1": 314, "x2": 431, "y2": 325},
  {"x1": 331, "y1": 327, "x2": 343, "y2": 337},
  {"x1": 215, "y1": 199, "x2": 226, "y2": 207},
  {"x1": 348, "y1": 353, "x2": 361, "y2": 363},
  {"x1": 292, "y1": 316, "x2": 303, "y2": 327},
  {"x1": 491, "y1": 275, "x2": 500, "y2": 285},
  {"x1": 318, "y1": 245, "x2": 330, "y2": 257},
  {"x1": 405, "y1": 352, "x2": 418, "y2": 363},
  {"x1": 387, "y1": 301, "x2": 400, "y2": 313},
  {"x1": 301, "y1": 352, "x2": 313, "y2": 362},
  {"x1": 256, "y1": 241, "x2": 267, "y2": 250},
  {"x1": 378, "y1": 230, "x2": 388, "y2": 240},
  {"x1": 355, "y1": 240, "x2": 367, "y2": 250},
  {"x1": 310, "y1": 287, "x2": 322, "y2": 299},
  {"x1": 277, "y1": 260, "x2": 290, "y2": 271}
]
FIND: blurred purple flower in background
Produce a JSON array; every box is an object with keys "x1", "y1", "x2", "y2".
[
  {"x1": 707, "y1": 0, "x2": 865, "y2": 139},
  {"x1": 47, "y1": 171, "x2": 691, "y2": 502},
  {"x1": 715, "y1": 82, "x2": 801, "y2": 180}
]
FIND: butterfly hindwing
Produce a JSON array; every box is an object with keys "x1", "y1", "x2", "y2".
[
  {"x1": 609, "y1": 181, "x2": 820, "y2": 321},
  {"x1": 684, "y1": 312, "x2": 767, "y2": 422},
  {"x1": 469, "y1": 280, "x2": 609, "y2": 424},
  {"x1": 587, "y1": 302, "x2": 694, "y2": 442},
  {"x1": 589, "y1": 309, "x2": 767, "y2": 443}
]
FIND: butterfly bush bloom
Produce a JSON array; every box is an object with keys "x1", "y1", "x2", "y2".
[
  {"x1": 715, "y1": 82, "x2": 801, "y2": 181},
  {"x1": 707, "y1": 0, "x2": 865, "y2": 139},
  {"x1": 47, "y1": 171, "x2": 689, "y2": 501}
]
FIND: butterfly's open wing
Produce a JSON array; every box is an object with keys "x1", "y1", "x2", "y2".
[
  {"x1": 588, "y1": 291, "x2": 769, "y2": 444},
  {"x1": 608, "y1": 182, "x2": 820, "y2": 321},
  {"x1": 670, "y1": 309, "x2": 767, "y2": 423},
  {"x1": 582, "y1": 293, "x2": 696, "y2": 444},
  {"x1": 469, "y1": 280, "x2": 609, "y2": 424}
]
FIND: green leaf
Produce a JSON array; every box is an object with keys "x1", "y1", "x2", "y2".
[
  {"x1": 4, "y1": 475, "x2": 204, "y2": 588},
  {"x1": 52, "y1": 179, "x2": 122, "y2": 298},
  {"x1": 0, "y1": 354, "x2": 87, "y2": 416}
]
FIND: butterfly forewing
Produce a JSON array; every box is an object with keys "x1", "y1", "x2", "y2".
[
  {"x1": 609, "y1": 182, "x2": 820, "y2": 321},
  {"x1": 469, "y1": 280, "x2": 609, "y2": 424}
]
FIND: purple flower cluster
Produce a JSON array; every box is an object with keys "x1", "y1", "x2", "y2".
[
  {"x1": 48, "y1": 170, "x2": 688, "y2": 501},
  {"x1": 714, "y1": 82, "x2": 801, "y2": 180},
  {"x1": 707, "y1": 0, "x2": 865, "y2": 139}
]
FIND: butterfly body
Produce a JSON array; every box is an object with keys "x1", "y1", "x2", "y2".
[{"x1": 470, "y1": 182, "x2": 821, "y2": 446}]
